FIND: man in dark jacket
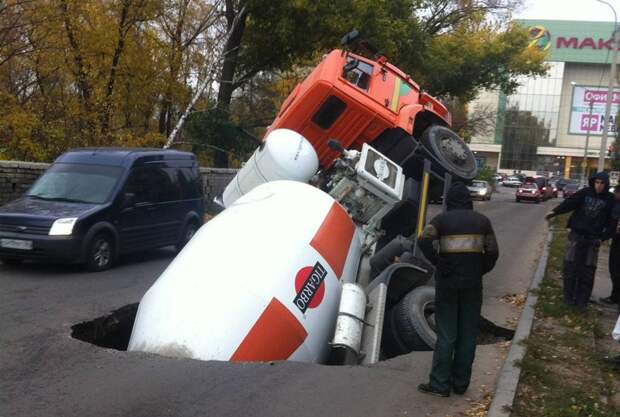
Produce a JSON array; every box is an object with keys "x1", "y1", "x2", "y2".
[
  {"x1": 417, "y1": 182, "x2": 499, "y2": 397},
  {"x1": 546, "y1": 172, "x2": 614, "y2": 309},
  {"x1": 601, "y1": 187, "x2": 620, "y2": 305}
]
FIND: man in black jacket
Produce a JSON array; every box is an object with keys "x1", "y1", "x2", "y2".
[
  {"x1": 417, "y1": 182, "x2": 499, "y2": 397},
  {"x1": 546, "y1": 172, "x2": 614, "y2": 309},
  {"x1": 601, "y1": 187, "x2": 620, "y2": 305}
]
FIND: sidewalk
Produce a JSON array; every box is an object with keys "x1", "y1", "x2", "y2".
[
  {"x1": 509, "y1": 234, "x2": 620, "y2": 417},
  {"x1": 593, "y1": 245, "x2": 620, "y2": 408}
]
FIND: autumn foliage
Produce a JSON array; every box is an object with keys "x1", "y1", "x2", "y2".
[{"x1": 0, "y1": 1, "x2": 547, "y2": 165}]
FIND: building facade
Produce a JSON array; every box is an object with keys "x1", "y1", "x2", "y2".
[{"x1": 469, "y1": 19, "x2": 619, "y2": 179}]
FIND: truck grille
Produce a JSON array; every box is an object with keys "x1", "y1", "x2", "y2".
[{"x1": 0, "y1": 223, "x2": 51, "y2": 235}]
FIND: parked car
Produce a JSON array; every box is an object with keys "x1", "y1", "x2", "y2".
[
  {"x1": 525, "y1": 176, "x2": 554, "y2": 200},
  {"x1": 553, "y1": 177, "x2": 571, "y2": 192},
  {"x1": 548, "y1": 180, "x2": 559, "y2": 198},
  {"x1": 468, "y1": 180, "x2": 493, "y2": 200},
  {"x1": 503, "y1": 176, "x2": 522, "y2": 187},
  {"x1": 0, "y1": 148, "x2": 204, "y2": 271},
  {"x1": 493, "y1": 173, "x2": 506, "y2": 184},
  {"x1": 563, "y1": 182, "x2": 581, "y2": 199},
  {"x1": 516, "y1": 182, "x2": 543, "y2": 203}
]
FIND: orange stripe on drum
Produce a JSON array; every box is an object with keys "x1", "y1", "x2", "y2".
[
  {"x1": 310, "y1": 202, "x2": 355, "y2": 279},
  {"x1": 230, "y1": 298, "x2": 308, "y2": 362}
]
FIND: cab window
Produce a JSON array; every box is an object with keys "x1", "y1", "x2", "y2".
[
  {"x1": 311, "y1": 95, "x2": 347, "y2": 130},
  {"x1": 343, "y1": 58, "x2": 373, "y2": 91}
]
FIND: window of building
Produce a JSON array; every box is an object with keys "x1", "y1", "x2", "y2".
[{"x1": 500, "y1": 62, "x2": 565, "y2": 171}]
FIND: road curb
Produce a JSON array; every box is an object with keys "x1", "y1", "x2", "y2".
[{"x1": 487, "y1": 230, "x2": 553, "y2": 417}]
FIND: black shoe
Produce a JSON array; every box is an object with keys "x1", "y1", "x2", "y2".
[
  {"x1": 418, "y1": 383, "x2": 450, "y2": 397},
  {"x1": 600, "y1": 296, "x2": 619, "y2": 305},
  {"x1": 453, "y1": 386, "x2": 468, "y2": 395}
]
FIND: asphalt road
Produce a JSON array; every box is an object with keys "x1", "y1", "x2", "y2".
[{"x1": 0, "y1": 186, "x2": 553, "y2": 417}]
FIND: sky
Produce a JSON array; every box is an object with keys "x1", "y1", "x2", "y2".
[{"x1": 516, "y1": 0, "x2": 620, "y2": 22}]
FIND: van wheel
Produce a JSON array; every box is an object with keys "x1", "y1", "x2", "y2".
[
  {"x1": 86, "y1": 233, "x2": 114, "y2": 272},
  {"x1": 176, "y1": 221, "x2": 199, "y2": 252}
]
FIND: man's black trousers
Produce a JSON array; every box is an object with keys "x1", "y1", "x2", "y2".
[
  {"x1": 563, "y1": 232, "x2": 600, "y2": 308},
  {"x1": 429, "y1": 288, "x2": 482, "y2": 394},
  {"x1": 608, "y1": 238, "x2": 620, "y2": 302}
]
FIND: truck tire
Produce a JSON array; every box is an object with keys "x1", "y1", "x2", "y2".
[
  {"x1": 382, "y1": 285, "x2": 437, "y2": 355},
  {"x1": 420, "y1": 126, "x2": 477, "y2": 181}
]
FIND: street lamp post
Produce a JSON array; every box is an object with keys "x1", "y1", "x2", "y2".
[
  {"x1": 597, "y1": 0, "x2": 619, "y2": 172},
  {"x1": 583, "y1": 100, "x2": 595, "y2": 185}
]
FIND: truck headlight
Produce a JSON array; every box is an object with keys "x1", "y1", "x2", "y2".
[
  {"x1": 49, "y1": 218, "x2": 78, "y2": 236},
  {"x1": 479, "y1": 189, "x2": 487, "y2": 195}
]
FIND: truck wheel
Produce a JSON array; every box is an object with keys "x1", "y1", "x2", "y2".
[
  {"x1": 383, "y1": 285, "x2": 437, "y2": 354},
  {"x1": 86, "y1": 233, "x2": 114, "y2": 272},
  {"x1": 420, "y1": 126, "x2": 477, "y2": 181}
]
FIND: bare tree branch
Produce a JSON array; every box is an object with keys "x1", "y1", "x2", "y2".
[{"x1": 164, "y1": 4, "x2": 247, "y2": 149}]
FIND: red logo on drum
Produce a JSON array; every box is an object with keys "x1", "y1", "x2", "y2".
[{"x1": 293, "y1": 262, "x2": 327, "y2": 313}]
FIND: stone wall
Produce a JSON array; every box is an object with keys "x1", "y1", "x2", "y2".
[
  {"x1": 0, "y1": 160, "x2": 237, "y2": 209},
  {"x1": 0, "y1": 161, "x2": 50, "y2": 206}
]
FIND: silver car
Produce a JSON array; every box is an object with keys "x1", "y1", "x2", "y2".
[
  {"x1": 468, "y1": 180, "x2": 493, "y2": 200},
  {"x1": 503, "y1": 176, "x2": 523, "y2": 188}
]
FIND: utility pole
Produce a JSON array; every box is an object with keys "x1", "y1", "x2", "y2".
[
  {"x1": 598, "y1": 0, "x2": 619, "y2": 171},
  {"x1": 583, "y1": 100, "x2": 594, "y2": 185}
]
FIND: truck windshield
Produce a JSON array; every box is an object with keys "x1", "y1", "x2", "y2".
[{"x1": 27, "y1": 163, "x2": 123, "y2": 204}]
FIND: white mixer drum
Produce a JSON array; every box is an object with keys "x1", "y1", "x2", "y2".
[
  {"x1": 128, "y1": 181, "x2": 362, "y2": 363},
  {"x1": 222, "y1": 129, "x2": 319, "y2": 207}
]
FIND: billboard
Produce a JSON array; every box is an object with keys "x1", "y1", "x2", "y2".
[
  {"x1": 519, "y1": 19, "x2": 618, "y2": 64},
  {"x1": 569, "y1": 85, "x2": 619, "y2": 136}
]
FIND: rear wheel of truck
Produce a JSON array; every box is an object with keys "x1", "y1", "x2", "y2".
[{"x1": 382, "y1": 285, "x2": 437, "y2": 356}]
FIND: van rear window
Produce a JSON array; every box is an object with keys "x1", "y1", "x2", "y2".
[{"x1": 311, "y1": 95, "x2": 347, "y2": 130}]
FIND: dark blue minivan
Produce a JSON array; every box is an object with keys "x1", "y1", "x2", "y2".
[{"x1": 0, "y1": 148, "x2": 204, "y2": 271}]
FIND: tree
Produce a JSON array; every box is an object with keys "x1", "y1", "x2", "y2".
[
  {"x1": 444, "y1": 96, "x2": 496, "y2": 142},
  {"x1": 214, "y1": 0, "x2": 546, "y2": 110},
  {"x1": 0, "y1": 0, "x2": 223, "y2": 161}
]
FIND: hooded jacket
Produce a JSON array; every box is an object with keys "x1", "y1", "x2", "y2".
[
  {"x1": 551, "y1": 172, "x2": 614, "y2": 238},
  {"x1": 418, "y1": 182, "x2": 499, "y2": 291}
]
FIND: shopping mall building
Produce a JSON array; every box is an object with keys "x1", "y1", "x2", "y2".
[{"x1": 469, "y1": 19, "x2": 619, "y2": 179}]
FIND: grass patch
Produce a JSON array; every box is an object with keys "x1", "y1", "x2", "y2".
[{"x1": 512, "y1": 216, "x2": 619, "y2": 417}]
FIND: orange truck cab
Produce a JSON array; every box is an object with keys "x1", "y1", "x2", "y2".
[{"x1": 266, "y1": 49, "x2": 459, "y2": 176}]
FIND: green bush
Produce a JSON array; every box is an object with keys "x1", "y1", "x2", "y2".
[{"x1": 475, "y1": 165, "x2": 496, "y2": 186}]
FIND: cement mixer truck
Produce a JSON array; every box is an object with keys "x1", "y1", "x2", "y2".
[{"x1": 128, "y1": 32, "x2": 478, "y2": 365}]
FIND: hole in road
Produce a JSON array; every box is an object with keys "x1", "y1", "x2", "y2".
[
  {"x1": 71, "y1": 303, "x2": 137, "y2": 351},
  {"x1": 71, "y1": 303, "x2": 515, "y2": 363}
]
